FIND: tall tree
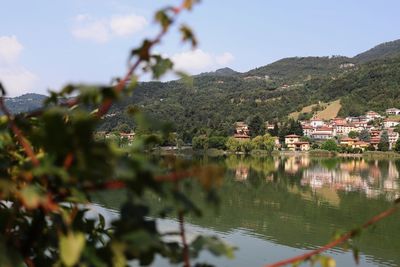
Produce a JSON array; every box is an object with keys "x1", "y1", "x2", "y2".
[
  {"x1": 359, "y1": 129, "x2": 371, "y2": 141},
  {"x1": 378, "y1": 131, "x2": 390, "y2": 151},
  {"x1": 249, "y1": 115, "x2": 265, "y2": 138}
]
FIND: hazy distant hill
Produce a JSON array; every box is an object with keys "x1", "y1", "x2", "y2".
[
  {"x1": 3, "y1": 93, "x2": 46, "y2": 114},
  {"x1": 354, "y1": 39, "x2": 400, "y2": 63},
  {"x1": 197, "y1": 67, "x2": 241, "y2": 77}
]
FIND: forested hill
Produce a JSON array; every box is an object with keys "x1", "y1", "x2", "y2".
[
  {"x1": 354, "y1": 39, "x2": 400, "y2": 63},
  {"x1": 100, "y1": 55, "x2": 400, "y2": 141},
  {"x1": 4, "y1": 39, "x2": 400, "y2": 141}
]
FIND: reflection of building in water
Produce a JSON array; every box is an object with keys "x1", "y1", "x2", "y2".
[
  {"x1": 284, "y1": 156, "x2": 310, "y2": 174},
  {"x1": 235, "y1": 165, "x2": 249, "y2": 181},
  {"x1": 301, "y1": 160, "x2": 400, "y2": 201}
]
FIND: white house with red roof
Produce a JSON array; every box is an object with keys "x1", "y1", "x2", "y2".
[
  {"x1": 310, "y1": 117, "x2": 324, "y2": 128},
  {"x1": 365, "y1": 111, "x2": 382, "y2": 121}
]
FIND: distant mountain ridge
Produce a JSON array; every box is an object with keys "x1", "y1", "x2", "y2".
[{"x1": 3, "y1": 93, "x2": 47, "y2": 114}]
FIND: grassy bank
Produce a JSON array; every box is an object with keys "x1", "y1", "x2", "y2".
[{"x1": 363, "y1": 151, "x2": 400, "y2": 159}]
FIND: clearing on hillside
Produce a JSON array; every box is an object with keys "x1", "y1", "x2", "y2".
[
  {"x1": 315, "y1": 99, "x2": 341, "y2": 120},
  {"x1": 289, "y1": 103, "x2": 319, "y2": 120},
  {"x1": 289, "y1": 100, "x2": 341, "y2": 120}
]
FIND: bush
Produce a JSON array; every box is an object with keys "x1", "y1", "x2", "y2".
[
  {"x1": 208, "y1": 136, "x2": 227, "y2": 150},
  {"x1": 321, "y1": 139, "x2": 338, "y2": 151}
]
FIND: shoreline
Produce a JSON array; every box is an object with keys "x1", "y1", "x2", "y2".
[{"x1": 157, "y1": 147, "x2": 400, "y2": 159}]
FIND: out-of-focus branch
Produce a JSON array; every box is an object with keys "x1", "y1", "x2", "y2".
[
  {"x1": 0, "y1": 96, "x2": 40, "y2": 167},
  {"x1": 96, "y1": 1, "x2": 190, "y2": 118},
  {"x1": 179, "y1": 211, "x2": 191, "y2": 267},
  {"x1": 264, "y1": 201, "x2": 400, "y2": 267}
]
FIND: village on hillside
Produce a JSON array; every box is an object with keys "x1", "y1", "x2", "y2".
[{"x1": 234, "y1": 108, "x2": 400, "y2": 152}]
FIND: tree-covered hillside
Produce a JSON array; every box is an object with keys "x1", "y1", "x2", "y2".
[
  {"x1": 243, "y1": 56, "x2": 355, "y2": 84},
  {"x1": 5, "y1": 39, "x2": 400, "y2": 142},
  {"x1": 354, "y1": 39, "x2": 400, "y2": 63}
]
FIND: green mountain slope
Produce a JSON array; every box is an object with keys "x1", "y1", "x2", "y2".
[
  {"x1": 4, "y1": 39, "x2": 400, "y2": 141},
  {"x1": 354, "y1": 39, "x2": 400, "y2": 63}
]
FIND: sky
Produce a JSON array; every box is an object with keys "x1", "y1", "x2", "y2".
[{"x1": 0, "y1": 0, "x2": 399, "y2": 96}]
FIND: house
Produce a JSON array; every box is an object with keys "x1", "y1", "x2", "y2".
[
  {"x1": 234, "y1": 122, "x2": 250, "y2": 140},
  {"x1": 388, "y1": 130, "x2": 400, "y2": 150},
  {"x1": 120, "y1": 132, "x2": 135, "y2": 141},
  {"x1": 312, "y1": 126, "x2": 334, "y2": 140},
  {"x1": 365, "y1": 111, "x2": 382, "y2": 121},
  {"x1": 353, "y1": 141, "x2": 369, "y2": 150},
  {"x1": 331, "y1": 117, "x2": 346, "y2": 126},
  {"x1": 302, "y1": 125, "x2": 314, "y2": 137},
  {"x1": 386, "y1": 108, "x2": 400, "y2": 116},
  {"x1": 265, "y1": 122, "x2": 275, "y2": 131},
  {"x1": 339, "y1": 137, "x2": 357, "y2": 147},
  {"x1": 311, "y1": 132, "x2": 333, "y2": 140},
  {"x1": 334, "y1": 123, "x2": 357, "y2": 136},
  {"x1": 285, "y1": 134, "x2": 310, "y2": 151},
  {"x1": 383, "y1": 118, "x2": 400, "y2": 129},
  {"x1": 273, "y1": 137, "x2": 281, "y2": 149},
  {"x1": 310, "y1": 117, "x2": 324, "y2": 128}
]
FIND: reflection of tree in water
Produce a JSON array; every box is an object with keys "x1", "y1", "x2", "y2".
[{"x1": 94, "y1": 156, "x2": 400, "y2": 267}]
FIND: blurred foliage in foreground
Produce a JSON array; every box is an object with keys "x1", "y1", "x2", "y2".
[{"x1": 0, "y1": 1, "x2": 236, "y2": 266}]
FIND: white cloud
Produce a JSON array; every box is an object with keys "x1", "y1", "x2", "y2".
[
  {"x1": 0, "y1": 67, "x2": 38, "y2": 96},
  {"x1": 71, "y1": 13, "x2": 147, "y2": 43},
  {"x1": 216, "y1": 52, "x2": 235, "y2": 65},
  {"x1": 171, "y1": 49, "x2": 235, "y2": 73},
  {"x1": 0, "y1": 36, "x2": 24, "y2": 64},
  {"x1": 72, "y1": 20, "x2": 110, "y2": 43},
  {"x1": 0, "y1": 35, "x2": 38, "y2": 96},
  {"x1": 110, "y1": 15, "x2": 147, "y2": 37}
]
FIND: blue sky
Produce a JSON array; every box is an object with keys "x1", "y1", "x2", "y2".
[{"x1": 0, "y1": 0, "x2": 399, "y2": 96}]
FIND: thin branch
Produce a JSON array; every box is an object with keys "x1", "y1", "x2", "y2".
[
  {"x1": 179, "y1": 211, "x2": 191, "y2": 267},
  {"x1": 95, "y1": 2, "x2": 187, "y2": 118},
  {"x1": 264, "y1": 201, "x2": 400, "y2": 267},
  {"x1": 0, "y1": 97, "x2": 40, "y2": 167}
]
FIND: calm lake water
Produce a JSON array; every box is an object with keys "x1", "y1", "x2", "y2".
[{"x1": 92, "y1": 155, "x2": 400, "y2": 267}]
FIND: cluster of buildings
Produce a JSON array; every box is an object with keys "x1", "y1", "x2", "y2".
[
  {"x1": 298, "y1": 109, "x2": 400, "y2": 150},
  {"x1": 234, "y1": 108, "x2": 400, "y2": 152}
]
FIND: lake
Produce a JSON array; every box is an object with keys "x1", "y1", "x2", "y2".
[{"x1": 92, "y1": 155, "x2": 400, "y2": 267}]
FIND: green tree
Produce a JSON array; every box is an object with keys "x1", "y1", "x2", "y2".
[
  {"x1": 378, "y1": 131, "x2": 390, "y2": 151},
  {"x1": 348, "y1": 131, "x2": 359, "y2": 139},
  {"x1": 249, "y1": 115, "x2": 264, "y2": 138},
  {"x1": 359, "y1": 129, "x2": 371, "y2": 141},
  {"x1": 208, "y1": 136, "x2": 227, "y2": 150},
  {"x1": 226, "y1": 137, "x2": 241, "y2": 152},
  {"x1": 394, "y1": 139, "x2": 400, "y2": 152},
  {"x1": 268, "y1": 122, "x2": 279, "y2": 137},
  {"x1": 251, "y1": 134, "x2": 276, "y2": 152},
  {"x1": 321, "y1": 139, "x2": 338, "y2": 151},
  {"x1": 192, "y1": 135, "x2": 209, "y2": 150}
]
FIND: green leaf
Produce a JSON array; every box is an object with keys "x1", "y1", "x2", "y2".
[
  {"x1": 155, "y1": 10, "x2": 173, "y2": 31},
  {"x1": 20, "y1": 185, "x2": 43, "y2": 209},
  {"x1": 151, "y1": 56, "x2": 173, "y2": 79},
  {"x1": 191, "y1": 236, "x2": 235, "y2": 259},
  {"x1": 180, "y1": 25, "x2": 197, "y2": 48},
  {"x1": 59, "y1": 231, "x2": 86, "y2": 266}
]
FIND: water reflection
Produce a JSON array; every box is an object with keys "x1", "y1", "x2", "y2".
[{"x1": 93, "y1": 155, "x2": 400, "y2": 267}]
